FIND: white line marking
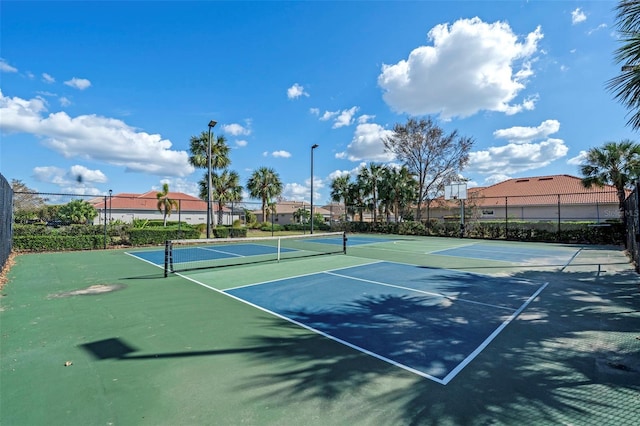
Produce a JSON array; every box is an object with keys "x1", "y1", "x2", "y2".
[
  {"x1": 440, "y1": 281, "x2": 549, "y2": 385},
  {"x1": 324, "y1": 271, "x2": 516, "y2": 312}
]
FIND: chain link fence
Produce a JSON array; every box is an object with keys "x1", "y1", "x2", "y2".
[
  {"x1": 0, "y1": 174, "x2": 13, "y2": 273},
  {"x1": 624, "y1": 183, "x2": 640, "y2": 272}
]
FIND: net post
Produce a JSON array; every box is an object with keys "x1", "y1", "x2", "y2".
[
  {"x1": 277, "y1": 237, "x2": 281, "y2": 262},
  {"x1": 164, "y1": 240, "x2": 172, "y2": 278},
  {"x1": 343, "y1": 232, "x2": 347, "y2": 254}
]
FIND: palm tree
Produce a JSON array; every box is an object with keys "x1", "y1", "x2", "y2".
[
  {"x1": 607, "y1": 1, "x2": 640, "y2": 131},
  {"x1": 188, "y1": 131, "x2": 231, "y2": 229},
  {"x1": 357, "y1": 163, "x2": 385, "y2": 222},
  {"x1": 209, "y1": 170, "x2": 243, "y2": 225},
  {"x1": 379, "y1": 166, "x2": 418, "y2": 222},
  {"x1": 156, "y1": 183, "x2": 179, "y2": 226},
  {"x1": 347, "y1": 180, "x2": 367, "y2": 223},
  {"x1": 246, "y1": 167, "x2": 283, "y2": 222},
  {"x1": 330, "y1": 174, "x2": 351, "y2": 221},
  {"x1": 580, "y1": 140, "x2": 640, "y2": 209},
  {"x1": 188, "y1": 131, "x2": 231, "y2": 171}
]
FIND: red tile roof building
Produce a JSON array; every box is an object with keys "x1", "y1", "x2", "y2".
[{"x1": 426, "y1": 175, "x2": 622, "y2": 223}]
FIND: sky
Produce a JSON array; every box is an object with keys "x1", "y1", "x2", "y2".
[{"x1": 0, "y1": 0, "x2": 636, "y2": 205}]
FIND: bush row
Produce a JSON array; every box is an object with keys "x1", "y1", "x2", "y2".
[{"x1": 332, "y1": 220, "x2": 624, "y2": 245}]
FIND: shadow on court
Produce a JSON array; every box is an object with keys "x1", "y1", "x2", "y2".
[{"x1": 78, "y1": 267, "x2": 639, "y2": 425}]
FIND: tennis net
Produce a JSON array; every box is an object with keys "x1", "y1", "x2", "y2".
[{"x1": 164, "y1": 231, "x2": 346, "y2": 276}]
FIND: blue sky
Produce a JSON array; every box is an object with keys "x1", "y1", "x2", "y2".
[{"x1": 0, "y1": 1, "x2": 634, "y2": 205}]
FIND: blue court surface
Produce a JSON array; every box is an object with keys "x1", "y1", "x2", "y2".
[
  {"x1": 223, "y1": 261, "x2": 547, "y2": 385},
  {"x1": 431, "y1": 243, "x2": 580, "y2": 266}
]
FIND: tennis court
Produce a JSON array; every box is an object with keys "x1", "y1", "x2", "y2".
[{"x1": 1, "y1": 233, "x2": 638, "y2": 425}]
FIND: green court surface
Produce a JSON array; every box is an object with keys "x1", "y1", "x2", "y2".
[{"x1": 1, "y1": 234, "x2": 639, "y2": 425}]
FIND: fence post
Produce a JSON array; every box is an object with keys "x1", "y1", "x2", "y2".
[
  {"x1": 103, "y1": 195, "x2": 107, "y2": 249},
  {"x1": 557, "y1": 194, "x2": 561, "y2": 241},
  {"x1": 504, "y1": 196, "x2": 508, "y2": 239}
]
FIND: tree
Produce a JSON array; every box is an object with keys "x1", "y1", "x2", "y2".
[
  {"x1": 188, "y1": 131, "x2": 231, "y2": 229},
  {"x1": 607, "y1": 1, "x2": 640, "y2": 131},
  {"x1": 378, "y1": 166, "x2": 418, "y2": 223},
  {"x1": 156, "y1": 183, "x2": 178, "y2": 226},
  {"x1": 293, "y1": 207, "x2": 310, "y2": 225},
  {"x1": 347, "y1": 180, "x2": 367, "y2": 223},
  {"x1": 246, "y1": 167, "x2": 283, "y2": 222},
  {"x1": 58, "y1": 199, "x2": 98, "y2": 224},
  {"x1": 330, "y1": 175, "x2": 352, "y2": 221},
  {"x1": 11, "y1": 180, "x2": 48, "y2": 222},
  {"x1": 384, "y1": 117, "x2": 473, "y2": 222},
  {"x1": 188, "y1": 131, "x2": 231, "y2": 171},
  {"x1": 580, "y1": 140, "x2": 640, "y2": 209},
  {"x1": 208, "y1": 170, "x2": 243, "y2": 225},
  {"x1": 357, "y1": 163, "x2": 385, "y2": 222}
]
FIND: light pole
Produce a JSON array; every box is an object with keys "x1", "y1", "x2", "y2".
[
  {"x1": 207, "y1": 120, "x2": 217, "y2": 239},
  {"x1": 310, "y1": 143, "x2": 319, "y2": 234}
]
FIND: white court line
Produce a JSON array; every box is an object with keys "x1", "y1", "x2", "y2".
[
  {"x1": 177, "y1": 267, "x2": 447, "y2": 385},
  {"x1": 124, "y1": 251, "x2": 165, "y2": 270},
  {"x1": 324, "y1": 271, "x2": 516, "y2": 312},
  {"x1": 197, "y1": 246, "x2": 245, "y2": 257},
  {"x1": 224, "y1": 260, "x2": 385, "y2": 292},
  {"x1": 173, "y1": 260, "x2": 549, "y2": 385},
  {"x1": 440, "y1": 281, "x2": 549, "y2": 385}
]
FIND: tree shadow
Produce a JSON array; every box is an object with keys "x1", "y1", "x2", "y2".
[{"x1": 232, "y1": 266, "x2": 640, "y2": 424}]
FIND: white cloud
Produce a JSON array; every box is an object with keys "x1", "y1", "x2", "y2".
[
  {"x1": 153, "y1": 178, "x2": 199, "y2": 197},
  {"x1": 571, "y1": 8, "x2": 587, "y2": 25},
  {"x1": 468, "y1": 138, "x2": 569, "y2": 177},
  {"x1": 358, "y1": 114, "x2": 375, "y2": 124},
  {"x1": 493, "y1": 119, "x2": 560, "y2": 143},
  {"x1": 272, "y1": 150, "x2": 291, "y2": 158},
  {"x1": 316, "y1": 110, "x2": 338, "y2": 121},
  {"x1": 287, "y1": 83, "x2": 309, "y2": 99},
  {"x1": 328, "y1": 169, "x2": 352, "y2": 181},
  {"x1": 33, "y1": 164, "x2": 107, "y2": 194},
  {"x1": 567, "y1": 150, "x2": 588, "y2": 166},
  {"x1": 222, "y1": 123, "x2": 251, "y2": 136},
  {"x1": 282, "y1": 177, "x2": 324, "y2": 202},
  {"x1": 588, "y1": 23, "x2": 607, "y2": 35},
  {"x1": 314, "y1": 107, "x2": 360, "y2": 128},
  {"x1": 0, "y1": 90, "x2": 194, "y2": 177},
  {"x1": 42, "y1": 73, "x2": 55, "y2": 83},
  {"x1": 64, "y1": 77, "x2": 92, "y2": 90},
  {"x1": 483, "y1": 174, "x2": 512, "y2": 186},
  {"x1": 335, "y1": 122, "x2": 396, "y2": 162},
  {"x1": 235, "y1": 140, "x2": 248, "y2": 148},
  {"x1": 0, "y1": 59, "x2": 18, "y2": 73},
  {"x1": 333, "y1": 107, "x2": 359, "y2": 128},
  {"x1": 378, "y1": 17, "x2": 543, "y2": 119},
  {"x1": 59, "y1": 97, "x2": 71, "y2": 107}
]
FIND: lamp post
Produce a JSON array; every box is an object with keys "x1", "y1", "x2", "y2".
[
  {"x1": 207, "y1": 120, "x2": 217, "y2": 238},
  {"x1": 310, "y1": 144, "x2": 319, "y2": 234},
  {"x1": 108, "y1": 189, "x2": 112, "y2": 222}
]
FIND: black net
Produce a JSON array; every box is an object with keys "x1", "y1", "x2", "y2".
[{"x1": 164, "y1": 231, "x2": 346, "y2": 275}]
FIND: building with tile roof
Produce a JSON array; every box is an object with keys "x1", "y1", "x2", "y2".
[
  {"x1": 426, "y1": 175, "x2": 623, "y2": 223},
  {"x1": 89, "y1": 191, "x2": 238, "y2": 226}
]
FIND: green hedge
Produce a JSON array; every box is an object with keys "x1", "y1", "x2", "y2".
[
  {"x1": 213, "y1": 227, "x2": 247, "y2": 238},
  {"x1": 13, "y1": 235, "x2": 108, "y2": 251},
  {"x1": 128, "y1": 226, "x2": 200, "y2": 245}
]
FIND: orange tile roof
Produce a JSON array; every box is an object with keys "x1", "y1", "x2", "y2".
[
  {"x1": 473, "y1": 175, "x2": 622, "y2": 206},
  {"x1": 434, "y1": 175, "x2": 623, "y2": 207},
  {"x1": 90, "y1": 191, "x2": 223, "y2": 212}
]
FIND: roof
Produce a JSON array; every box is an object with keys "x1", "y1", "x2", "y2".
[
  {"x1": 90, "y1": 191, "x2": 222, "y2": 212},
  {"x1": 461, "y1": 175, "x2": 622, "y2": 207},
  {"x1": 252, "y1": 200, "x2": 331, "y2": 215}
]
